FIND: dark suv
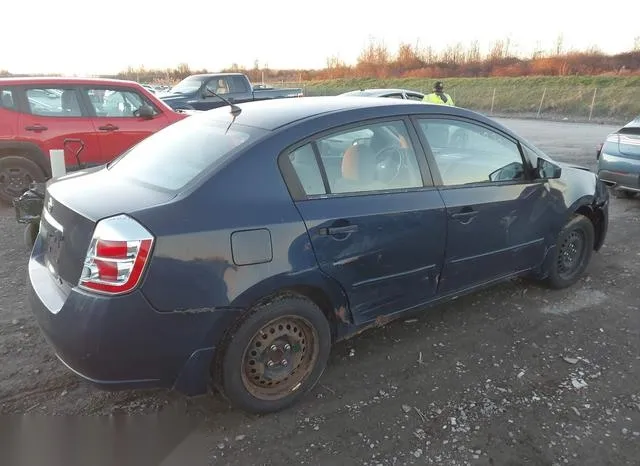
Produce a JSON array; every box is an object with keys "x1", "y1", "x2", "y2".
[{"x1": 0, "y1": 77, "x2": 187, "y2": 203}]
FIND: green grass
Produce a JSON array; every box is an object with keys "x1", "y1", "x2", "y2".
[{"x1": 300, "y1": 76, "x2": 640, "y2": 123}]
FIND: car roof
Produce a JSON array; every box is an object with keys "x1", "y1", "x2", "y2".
[
  {"x1": 341, "y1": 88, "x2": 421, "y2": 96},
  {"x1": 181, "y1": 73, "x2": 247, "y2": 81},
  {"x1": 196, "y1": 96, "x2": 518, "y2": 137},
  {"x1": 0, "y1": 76, "x2": 142, "y2": 87}
]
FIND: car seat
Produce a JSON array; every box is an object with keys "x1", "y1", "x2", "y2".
[{"x1": 333, "y1": 144, "x2": 386, "y2": 193}]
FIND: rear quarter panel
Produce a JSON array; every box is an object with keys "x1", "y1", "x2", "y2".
[{"x1": 132, "y1": 133, "x2": 350, "y2": 322}]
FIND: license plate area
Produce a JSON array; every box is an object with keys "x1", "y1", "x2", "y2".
[{"x1": 41, "y1": 210, "x2": 64, "y2": 276}]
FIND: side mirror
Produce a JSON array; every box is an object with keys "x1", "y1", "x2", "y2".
[
  {"x1": 138, "y1": 104, "x2": 155, "y2": 119},
  {"x1": 536, "y1": 157, "x2": 562, "y2": 179}
]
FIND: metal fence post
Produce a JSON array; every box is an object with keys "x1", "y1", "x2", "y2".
[
  {"x1": 589, "y1": 88, "x2": 598, "y2": 121},
  {"x1": 490, "y1": 88, "x2": 496, "y2": 114},
  {"x1": 537, "y1": 88, "x2": 547, "y2": 118}
]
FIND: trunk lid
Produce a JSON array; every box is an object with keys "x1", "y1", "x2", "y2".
[
  {"x1": 40, "y1": 167, "x2": 177, "y2": 286},
  {"x1": 616, "y1": 129, "x2": 640, "y2": 159}
]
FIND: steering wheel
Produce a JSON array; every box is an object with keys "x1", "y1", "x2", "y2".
[{"x1": 373, "y1": 146, "x2": 403, "y2": 184}]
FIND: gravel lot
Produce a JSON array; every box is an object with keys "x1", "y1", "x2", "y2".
[{"x1": 1, "y1": 118, "x2": 639, "y2": 465}]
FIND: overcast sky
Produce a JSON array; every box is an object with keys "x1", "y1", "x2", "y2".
[{"x1": 3, "y1": 0, "x2": 638, "y2": 75}]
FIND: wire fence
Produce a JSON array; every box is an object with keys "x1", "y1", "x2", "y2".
[{"x1": 275, "y1": 81, "x2": 640, "y2": 124}]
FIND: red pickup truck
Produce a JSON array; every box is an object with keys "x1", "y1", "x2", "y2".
[{"x1": 0, "y1": 77, "x2": 188, "y2": 203}]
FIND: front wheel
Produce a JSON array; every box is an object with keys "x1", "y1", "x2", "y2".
[
  {"x1": 213, "y1": 294, "x2": 332, "y2": 414},
  {"x1": 545, "y1": 213, "x2": 594, "y2": 289}
]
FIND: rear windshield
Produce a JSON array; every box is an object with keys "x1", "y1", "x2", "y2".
[{"x1": 107, "y1": 115, "x2": 268, "y2": 191}]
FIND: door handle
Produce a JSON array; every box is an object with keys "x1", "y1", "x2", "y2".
[
  {"x1": 451, "y1": 211, "x2": 477, "y2": 219},
  {"x1": 319, "y1": 224, "x2": 359, "y2": 236},
  {"x1": 451, "y1": 207, "x2": 478, "y2": 224},
  {"x1": 25, "y1": 125, "x2": 48, "y2": 132},
  {"x1": 98, "y1": 124, "x2": 119, "y2": 131}
]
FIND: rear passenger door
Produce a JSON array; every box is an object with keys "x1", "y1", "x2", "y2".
[
  {"x1": 19, "y1": 86, "x2": 101, "y2": 170},
  {"x1": 280, "y1": 118, "x2": 447, "y2": 325}
]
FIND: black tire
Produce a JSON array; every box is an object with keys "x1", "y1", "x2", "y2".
[
  {"x1": 0, "y1": 156, "x2": 46, "y2": 205},
  {"x1": 213, "y1": 294, "x2": 332, "y2": 414},
  {"x1": 545, "y1": 213, "x2": 594, "y2": 289}
]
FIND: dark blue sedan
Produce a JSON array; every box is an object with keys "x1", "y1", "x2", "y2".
[{"x1": 27, "y1": 97, "x2": 609, "y2": 414}]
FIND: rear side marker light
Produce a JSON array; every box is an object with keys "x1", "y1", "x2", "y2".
[{"x1": 79, "y1": 215, "x2": 154, "y2": 295}]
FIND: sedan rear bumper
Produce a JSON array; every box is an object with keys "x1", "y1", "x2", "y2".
[{"x1": 27, "y1": 245, "x2": 243, "y2": 396}]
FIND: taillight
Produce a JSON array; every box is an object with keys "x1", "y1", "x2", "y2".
[{"x1": 79, "y1": 214, "x2": 154, "y2": 295}]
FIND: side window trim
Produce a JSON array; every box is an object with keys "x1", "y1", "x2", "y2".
[
  {"x1": 279, "y1": 116, "x2": 435, "y2": 201},
  {"x1": 278, "y1": 142, "x2": 316, "y2": 202},
  {"x1": 409, "y1": 114, "x2": 530, "y2": 188},
  {"x1": 310, "y1": 141, "x2": 331, "y2": 194}
]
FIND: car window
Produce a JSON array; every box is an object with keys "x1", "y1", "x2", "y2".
[
  {"x1": 417, "y1": 118, "x2": 526, "y2": 186},
  {"x1": 383, "y1": 93, "x2": 404, "y2": 100},
  {"x1": 229, "y1": 75, "x2": 250, "y2": 93},
  {"x1": 315, "y1": 120, "x2": 423, "y2": 194},
  {"x1": 406, "y1": 93, "x2": 424, "y2": 101},
  {"x1": 0, "y1": 88, "x2": 16, "y2": 110},
  {"x1": 25, "y1": 88, "x2": 83, "y2": 117},
  {"x1": 107, "y1": 113, "x2": 268, "y2": 191},
  {"x1": 85, "y1": 88, "x2": 158, "y2": 118},
  {"x1": 288, "y1": 144, "x2": 326, "y2": 196},
  {"x1": 205, "y1": 78, "x2": 230, "y2": 96}
]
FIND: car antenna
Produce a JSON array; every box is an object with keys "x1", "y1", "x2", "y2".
[{"x1": 206, "y1": 89, "x2": 242, "y2": 116}]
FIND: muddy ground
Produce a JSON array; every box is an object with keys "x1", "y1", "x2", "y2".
[{"x1": 1, "y1": 118, "x2": 639, "y2": 465}]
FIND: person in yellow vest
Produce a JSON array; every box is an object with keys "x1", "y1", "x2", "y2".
[{"x1": 422, "y1": 81, "x2": 455, "y2": 106}]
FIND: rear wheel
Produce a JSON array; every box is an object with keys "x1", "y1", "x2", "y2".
[
  {"x1": 545, "y1": 213, "x2": 594, "y2": 289},
  {"x1": 0, "y1": 156, "x2": 46, "y2": 205},
  {"x1": 214, "y1": 294, "x2": 331, "y2": 414}
]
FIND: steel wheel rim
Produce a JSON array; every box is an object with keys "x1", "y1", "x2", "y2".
[
  {"x1": 241, "y1": 315, "x2": 320, "y2": 401},
  {"x1": 557, "y1": 229, "x2": 586, "y2": 279},
  {"x1": 0, "y1": 166, "x2": 34, "y2": 198}
]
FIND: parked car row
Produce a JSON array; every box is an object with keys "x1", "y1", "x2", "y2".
[
  {"x1": 26, "y1": 95, "x2": 609, "y2": 414},
  {"x1": 0, "y1": 72, "x2": 304, "y2": 204}
]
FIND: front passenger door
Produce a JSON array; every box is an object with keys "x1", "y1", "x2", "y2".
[{"x1": 414, "y1": 117, "x2": 548, "y2": 295}]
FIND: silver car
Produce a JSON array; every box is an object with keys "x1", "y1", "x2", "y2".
[{"x1": 597, "y1": 116, "x2": 640, "y2": 198}]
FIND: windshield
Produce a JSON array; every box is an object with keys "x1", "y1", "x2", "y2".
[
  {"x1": 169, "y1": 77, "x2": 204, "y2": 94},
  {"x1": 107, "y1": 115, "x2": 269, "y2": 191}
]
